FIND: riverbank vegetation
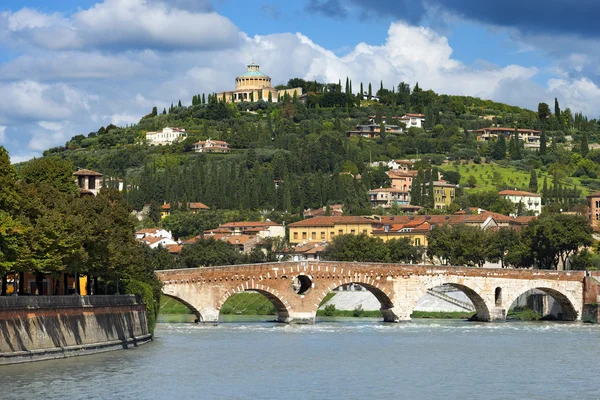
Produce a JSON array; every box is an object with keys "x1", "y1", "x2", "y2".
[{"x1": 0, "y1": 149, "x2": 162, "y2": 332}]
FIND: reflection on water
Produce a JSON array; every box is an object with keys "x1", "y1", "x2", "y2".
[{"x1": 2, "y1": 316, "x2": 600, "y2": 400}]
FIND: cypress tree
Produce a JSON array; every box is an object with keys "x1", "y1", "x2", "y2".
[
  {"x1": 427, "y1": 172, "x2": 435, "y2": 209},
  {"x1": 368, "y1": 83, "x2": 372, "y2": 99},
  {"x1": 554, "y1": 97, "x2": 561, "y2": 118},
  {"x1": 178, "y1": 99, "x2": 182, "y2": 108},
  {"x1": 222, "y1": 92, "x2": 226, "y2": 102},
  {"x1": 360, "y1": 82, "x2": 364, "y2": 98},
  {"x1": 202, "y1": 93, "x2": 206, "y2": 104},
  {"x1": 410, "y1": 169, "x2": 423, "y2": 206},
  {"x1": 581, "y1": 132, "x2": 589, "y2": 157},
  {"x1": 541, "y1": 177, "x2": 548, "y2": 205},
  {"x1": 345, "y1": 77, "x2": 350, "y2": 93},
  {"x1": 529, "y1": 170, "x2": 538, "y2": 192},
  {"x1": 494, "y1": 134, "x2": 506, "y2": 160},
  {"x1": 539, "y1": 131, "x2": 547, "y2": 156},
  {"x1": 509, "y1": 128, "x2": 521, "y2": 160},
  {"x1": 162, "y1": 108, "x2": 166, "y2": 115},
  {"x1": 268, "y1": 91, "x2": 272, "y2": 102},
  {"x1": 349, "y1": 80, "x2": 352, "y2": 95}
]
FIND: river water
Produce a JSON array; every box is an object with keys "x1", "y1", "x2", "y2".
[{"x1": 2, "y1": 316, "x2": 600, "y2": 400}]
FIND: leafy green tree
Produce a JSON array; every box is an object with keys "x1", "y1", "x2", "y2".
[
  {"x1": 537, "y1": 102, "x2": 550, "y2": 120},
  {"x1": 388, "y1": 237, "x2": 423, "y2": 263},
  {"x1": 427, "y1": 224, "x2": 487, "y2": 267},
  {"x1": 485, "y1": 228, "x2": 520, "y2": 268},
  {"x1": 322, "y1": 234, "x2": 389, "y2": 262},
  {"x1": 20, "y1": 157, "x2": 78, "y2": 196},
  {"x1": 179, "y1": 238, "x2": 242, "y2": 267}
]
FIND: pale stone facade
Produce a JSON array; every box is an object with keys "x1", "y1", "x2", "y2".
[
  {"x1": 498, "y1": 189, "x2": 542, "y2": 216},
  {"x1": 157, "y1": 261, "x2": 587, "y2": 324},
  {"x1": 216, "y1": 61, "x2": 302, "y2": 103},
  {"x1": 146, "y1": 127, "x2": 187, "y2": 146}
]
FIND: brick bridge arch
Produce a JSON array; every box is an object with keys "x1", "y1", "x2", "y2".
[{"x1": 156, "y1": 261, "x2": 588, "y2": 324}]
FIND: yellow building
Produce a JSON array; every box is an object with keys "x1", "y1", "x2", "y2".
[
  {"x1": 216, "y1": 61, "x2": 302, "y2": 103},
  {"x1": 288, "y1": 216, "x2": 381, "y2": 244},
  {"x1": 433, "y1": 181, "x2": 456, "y2": 209}
]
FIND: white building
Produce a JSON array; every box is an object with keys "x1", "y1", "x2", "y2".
[
  {"x1": 498, "y1": 190, "x2": 542, "y2": 216},
  {"x1": 146, "y1": 127, "x2": 187, "y2": 146},
  {"x1": 193, "y1": 139, "x2": 231, "y2": 153},
  {"x1": 401, "y1": 113, "x2": 425, "y2": 129},
  {"x1": 217, "y1": 221, "x2": 285, "y2": 239}
]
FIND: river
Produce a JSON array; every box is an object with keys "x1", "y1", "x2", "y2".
[{"x1": 2, "y1": 316, "x2": 599, "y2": 400}]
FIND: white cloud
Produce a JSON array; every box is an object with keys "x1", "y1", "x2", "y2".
[
  {"x1": 0, "y1": 126, "x2": 5, "y2": 143},
  {"x1": 2, "y1": 0, "x2": 241, "y2": 51}
]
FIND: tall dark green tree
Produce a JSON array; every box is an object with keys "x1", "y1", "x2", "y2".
[
  {"x1": 493, "y1": 134, "x2": 506, "y2": 160},
  {"x1": 581, "y1": 132, "x2": 589, "y2": 157},
  {"x1": 539, "y1": 131, "x2": 547, "y2": 156},
  {"x1": 554, "y1": 97, "x2": 561, "y2": 118},
  {"x1": 509, "y1": 128, "x2": 521, "y2": 160},
  {"x1": 529, "y1": 170, "x2": 538, "y2": 193}
]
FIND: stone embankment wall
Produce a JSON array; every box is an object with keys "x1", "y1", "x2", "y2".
[{"x1": 0, "y1": 295, "x2": 151, "y2": 365}]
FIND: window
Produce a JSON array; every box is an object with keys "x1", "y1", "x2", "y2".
[
  {"x1": 320, "y1": 232, "x2": 325, "y2": 239},
  {"x1": 415, "y1": 238, "x2": 421, "y2": 246},
  {"x1": 350, "y1": 229, "x2": 356, "y2": 234},
  {"x1": 362, "y1": 230, "x2": 367, "y2": 234},
  {"x1": 302, "y1": 232, "x2": 307, "y2": 239},
  {"x1": 330, "y1": 231, "x2": 335, "y2": 237},
  {"x1": 88, "y1": 177, "x2": 96, "y2": 190},
  {"x1": 338, "y1": 229, "x2": 343, "y2": 235},
  {"x1": 311, "y1": 232, "x2": 316, "y2": 239},
  {"x1": 293, "y1": 232, "x2": 298, "y2": 239},
  {"x1": 495, "y1": 287, "x2": 502, "y2": 307}
]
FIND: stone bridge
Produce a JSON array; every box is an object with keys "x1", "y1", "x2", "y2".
[{"x1": 155, "y1": 261, "x2": 597, "y2": 324}]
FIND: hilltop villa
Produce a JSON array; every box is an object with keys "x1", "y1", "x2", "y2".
[
  {"x1": 216, "y1": 61, "x2": 302, "y2": 103},
  {"x1": 146, "y1": 127, "x2": 187, "y2": 146}
]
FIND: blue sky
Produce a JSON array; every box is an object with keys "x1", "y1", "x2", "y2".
[{"x1": 0, "y1": 0, "x2": 598, "y2": 162}]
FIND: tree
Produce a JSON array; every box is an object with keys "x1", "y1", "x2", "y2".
[
  {"x1": 360, "y1": 82, "x2": 364, "y2": 98},
  {"x1": 539, "y1": 131, "x2": 547, "y2": 156},
  {"x1": 20, "y1": 157, "x2": 78, "y2": 196},
  {"x1": 368, "y1": 83, "x2": 372, "y2": 99},
  {"x1": 179, "y1": 238, "x2": 242, "y2": 268},
  {"x1": 554, "y1": 97, "x2": 561, "y2": 118},
  {"x1": 268, "y1": 91, "x2": 272, "y2": 102},
  {"x1": 427, "y1": 224, "x2": 488, "y2": 267},
  {"x1": 178, "y1": 99, "x2": 182, "y2": 108},
  {"x1": 528, "y1": 170, "x2": 538, "y2": 193},
  {"x1": 388, "y1": 237, "x2": 423, "y2": 264},
  {"x1": 467, "y1": 175, "x2": 477, "y2": 188},
  {"x1": 537, "y1": 102, "x2": 550, "y2": 121},
  {"x1": 321, "y1": 234, "x2": 389, "y2": 262},
  {"x1": 509, "y1": 128, "x2": 521, "y2": 160},
  {"x1": 493, "y1": 134, "x2": 506, "y2": 160},
  {"x1": 485, "y1": 228, "x2": 520, "y2": 268},
  {"x1": 524, "y1": 214, "x2": 593, "y2": 270},
  {"x1": 581, "y1": 132, "x2": 589, "y2": 157},
  {"x1": 410, "y1": 169, "x2": 423, "y2": 206}
]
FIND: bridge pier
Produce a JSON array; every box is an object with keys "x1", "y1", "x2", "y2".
[
  {"x1": 287, "y1": 311, "x2": 316, "y2": 324},
  {"x1": 490, "y1": 307, "x2": 507, "y2": 322}
]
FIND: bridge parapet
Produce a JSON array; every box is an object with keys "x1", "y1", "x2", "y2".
[{"x1": 156, "y1": 262, "x2": 587, "y2": 324}]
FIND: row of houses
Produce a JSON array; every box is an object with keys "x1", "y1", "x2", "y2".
[
  {"x1": 473, "y1": 127, "x2": 542, "y2": 149},
  {"x1": 145, "y1": 127, "x2": 230, "y2": 153},
  {"x1": 346, "y1": 114, "x2": 425, "y2": 138}
]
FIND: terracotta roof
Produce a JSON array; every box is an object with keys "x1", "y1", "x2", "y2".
[
  {"x1": 193, "y1": 140, "x2": 229, "y2": 146},
  {"x1": 473, "y1": 127, "x2": 541, "y2": 134},
  {"x1": 141, "y1": 236, "x2": 164, "y2": 245},
  {"x1": 73, "y1": 169, "x2": 103, "y2": 176},
  {"x1": 223, "y1": 235, "x2": 255, "y2": 245},
  {"x1": 393, "y1": 159, "x2": 414, "y2": 164},
  {"x1": 404, "y1": 113, "x2": 425, "y2": 118},
  {"x1": 166, "y1": 244, "x2": 182, "y2": 253},
  {"x1": 189, "y1": 202, "x2": 209, "y2": 210},
  {"x1": 136, "y1": 228, "x2": 161, "y2": 235},
  {"x1": 387, "y1": 170, "x2": 417, "y2": 178},
  {"x1": 220, "y1": 221, "x2": 279, "y2": 228},
  {"x1": 291, "y1": 243, "x2": 327, "y2": 255},
  {"x1": 586, "y1": 192, "x2": 600, "y2": 198},
  {"x1": 369, "y1": 187, "x2": 407, "y2": 193},
  {"x1": 433, "y1": 180, "x2": 457, "y2": 188},
  {"x1": 499, "y1": 190, "x2": 540, "y2": 197},
  {"x1": 288, "y1": 216, "x2": 378, "y2": 228}
]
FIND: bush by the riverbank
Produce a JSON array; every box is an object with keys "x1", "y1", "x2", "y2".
[{"x1": 507, "y1": 307, "x2": 542, "y2": 321}]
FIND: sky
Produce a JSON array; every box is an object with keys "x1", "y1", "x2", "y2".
[{"x1": 1, "y1": 0, "x2": 599, "y2": 162}]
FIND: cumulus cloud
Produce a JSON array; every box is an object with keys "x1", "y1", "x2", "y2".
[
  {"x1": 1, "y1": 1, "x2": 600, "y2": 162},
  {"x1": 1, "y1": 0, "x2": 241, "y2": 51}
]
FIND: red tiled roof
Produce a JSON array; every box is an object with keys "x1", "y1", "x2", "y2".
[
  {"x1": 220, "y1": 221, "x2": 279, "y2": 228},
  {"x1": 289, "y1": 216, "x2": 378, "y2": 228},
  {"x1": 223, "y1": 235, "x2": 255, "y2": 245},
  {"x1": 73, "y1": 169, "x2": 103, "y2": 176},
  {"x1": 499, "y1": 190, "x2": 540, "y2": 197},
  {"x1": 404, "y1": 113, "x2": 425, "y2": 118},
  {"x1": 473, "y1": 127, "x2": 541, "y2": 134}
]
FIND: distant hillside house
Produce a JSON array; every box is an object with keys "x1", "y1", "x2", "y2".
[
  {"x1": 498, "y1": 190, "x2": 541, "y2": 216},
  {"x1": 303, "y1": 204, "x2": 344, "y2": 218},
  {"x1": 146, "y1": 127, "x2": 187, "y2": 146},
  {"x1": 73, "y1": 168, "x2": 103, "y2": 196},
  {"x1": 161, "y1": 202, "x2": 209, "y2": 218},
  {"x1": 193, "y1": 139, "x2": 231, "y2": 153},
  {"x1": 346, "y1": 124, "x2": 403, "y2": 138},
  {"x1": 368, "y1": 187, "x2": 411, "y2": 208},
  {"x1": 216, "y1": 61, "x2": 302, "y2": 103},
  {"x1": 217, "y1": 221, "x2": 285, "y2": 239},
  {"x1": 401, "y1": 114, "x2": 425, "y2": 129},
  {"x1": 473, "y1": 127, "x2": 541, "y2": 149}
]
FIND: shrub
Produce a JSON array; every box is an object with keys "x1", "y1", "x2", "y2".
[
  {"x1": 323, "y1": 304, "x2": 336, "y2": 316},
  {"x1": 125, "y1": 279, "x2": 158, "y2": 335}
]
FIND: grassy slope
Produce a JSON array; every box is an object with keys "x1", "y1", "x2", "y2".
[{"x1": 441, "y1": 162, "x2": 589, "y2": 194}]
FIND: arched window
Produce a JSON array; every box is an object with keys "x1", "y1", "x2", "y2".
[{"x1": 495, "y1": 287, "x2": 502, "y2": 307}]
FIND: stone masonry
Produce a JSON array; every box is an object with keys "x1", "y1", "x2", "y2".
[{"x1": 156, "y1": 261, "x2": 589, "y2": 324}]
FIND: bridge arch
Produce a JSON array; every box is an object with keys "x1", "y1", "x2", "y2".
[
  {"x1": 315, "y1": 281, "x2": 398, "y2": 322},
  {"x1": 410, "y1": 279, "x2": 493, "y2": 321},
  {"x1": 503, "y1": 286, "x2": 579, "y2": 321},
  {"x1": 217, "y1": 285, "x2": 292, "y2": 323},
  {"x1": 161, "y1": 293, "x2": 204, "y2": 322}
]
